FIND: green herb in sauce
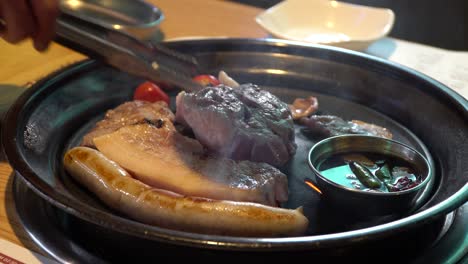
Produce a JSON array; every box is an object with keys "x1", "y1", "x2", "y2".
[{"x1": 318, "y1": 152, "x2": 421, "y2": 192}]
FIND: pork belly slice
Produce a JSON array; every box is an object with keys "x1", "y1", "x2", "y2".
[
  {"x1": 93, "y1": 121, "x2": 288, "y2": 206},
  {"x1": 81, "y1": 100, "x2": 175, "y2": 147},
  {"x1": 175, "y1": 83, "x2": 297, "y2": 167}
]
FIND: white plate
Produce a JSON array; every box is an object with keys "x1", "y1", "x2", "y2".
[{"x1": 255, "y1": 0, "x2": 395, "y2": 51}]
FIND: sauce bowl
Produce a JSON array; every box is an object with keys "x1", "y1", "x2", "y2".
[{"x1": 308, "y1": 134, "x2": 434, "y2": 218}]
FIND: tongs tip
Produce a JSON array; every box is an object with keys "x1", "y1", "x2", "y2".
[{"x1": 55, "y1": 11, "x2": 203, "y2": 93}]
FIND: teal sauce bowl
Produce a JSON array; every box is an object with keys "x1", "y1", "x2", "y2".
[{"x1": 308, "y1": 134, "x2": 434, "y2": 219}]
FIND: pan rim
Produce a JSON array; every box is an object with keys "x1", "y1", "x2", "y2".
[{"x1": 2, "y1": 38, "x2": 467, "y2": 251}]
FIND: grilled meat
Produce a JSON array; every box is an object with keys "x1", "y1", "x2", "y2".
[
  {"x1": 82, "y1": 100, "x2": 289, "y2": 206},
  {"x1": 175, "y1": 83, "x2": 297, "y2": 167},
  {"x1": 81, "y1": 100, "x2": 174, "y2": 147},
  {"x1": 299, "y1": 115, "x2": 393, "y2": 139}
]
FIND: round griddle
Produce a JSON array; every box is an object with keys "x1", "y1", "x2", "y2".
[{"x1": 2, "y1": 38, "x2": 467, "y2": 258}]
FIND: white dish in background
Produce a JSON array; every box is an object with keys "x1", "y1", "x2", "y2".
[{"x1": 255, "y1": 0, "x2": 395, "y2": 51}]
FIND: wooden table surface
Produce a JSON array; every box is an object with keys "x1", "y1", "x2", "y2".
[{"x1": 0, "y1": 0, "x2": 267, "y2": 257}]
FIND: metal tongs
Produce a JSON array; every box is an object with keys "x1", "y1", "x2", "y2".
[{"x1": 55, "y1": 10, "x2": 203, "y2": 92}]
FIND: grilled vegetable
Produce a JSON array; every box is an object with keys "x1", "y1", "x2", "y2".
[
  {"x1": 375, "y1": 163, "x2": 393, "y2": 182},
  {"x1": 192, "y1": 74, "x2": 220, "y2": 86},
  {"x1": 349, "y1": 161, "x2": 382, "y2": 189},
  {"x1": 133, "y1": 81, "x2": 170, "y2": 104}
]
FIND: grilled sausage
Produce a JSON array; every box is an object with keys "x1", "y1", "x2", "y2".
[{"x1": 63, "y1": 146, "x2": 309, "y2": 237}]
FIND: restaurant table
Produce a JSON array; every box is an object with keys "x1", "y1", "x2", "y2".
[{"x1": 0, "y1": 0, "x2": 466, "y2": 263}]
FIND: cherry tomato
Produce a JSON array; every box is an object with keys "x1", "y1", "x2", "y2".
[
  {"x1": 133, "y1": 81, "x2": 170, "y2": 105},
  {"x1": 192, "y1": 74, "x2": 220, "y2": 86}
]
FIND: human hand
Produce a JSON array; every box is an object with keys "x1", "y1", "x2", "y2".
[{"x1": 0, "y1": 0, "x2": 60, "y2": 51}]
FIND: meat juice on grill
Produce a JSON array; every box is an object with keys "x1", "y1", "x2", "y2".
[{"x1": 176, "y1": 83, "x2": 297, "y2": 167}]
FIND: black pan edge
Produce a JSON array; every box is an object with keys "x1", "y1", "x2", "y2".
[{"x1": 2, "y1": 38, "x2": 467, "y2": 251}]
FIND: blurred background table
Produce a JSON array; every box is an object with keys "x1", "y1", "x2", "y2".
[{"x1": 232, "y1": 0, "x2": 468, "y2": 51}]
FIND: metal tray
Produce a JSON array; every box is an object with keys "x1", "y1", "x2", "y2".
[{"x1": 2, "y1": 38, "x2": 467, "y2": 255}]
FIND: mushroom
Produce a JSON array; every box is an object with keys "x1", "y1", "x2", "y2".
[
  {"x1": 289, "y1": 96, "x2": 319, "y2": 120},
  {"x1": 218, "y1": 70, "x2": 240, "y2": 87}
]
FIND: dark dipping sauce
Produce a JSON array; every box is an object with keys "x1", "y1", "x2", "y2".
[{"x1": 317, "y1": 152, "x2": 422, "y2": 193}]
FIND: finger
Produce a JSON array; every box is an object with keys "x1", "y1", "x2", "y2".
[
  {"x1": 0, "y1": 4, "x2": 5, "y2": 36},
  {"x1": 0, "y1": 18, "x2": 5, "y2": 38},
  {"x1": 29, "y1": 0, "x2": 59, "y2": 51},
  {"x1": 0, "y1": 0, "x2": 36, "y2": 44}
]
